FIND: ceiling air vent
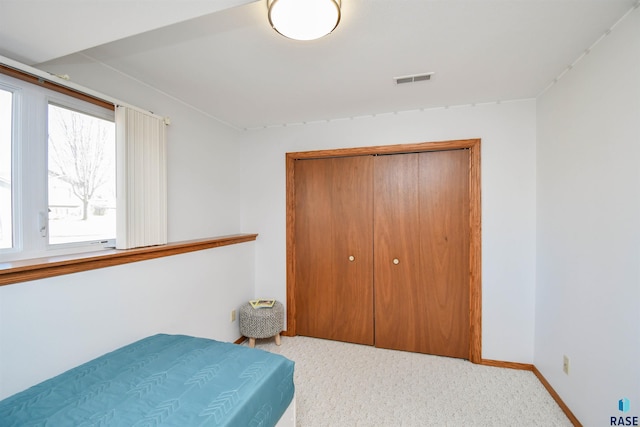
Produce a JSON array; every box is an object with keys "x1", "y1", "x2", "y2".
[{"x1": 394, "y1": 72, "x2": 434, "y2": 85}]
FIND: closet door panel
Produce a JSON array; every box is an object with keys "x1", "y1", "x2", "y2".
[
  {"x1": 294, "y1": 156, "x2": 374, "y2": 345},
  {"x1": 374, "y1": 150, "x2": 470, "y2": 357},
  {"x1": 373, "y1": 154, "x2": 425, "y2": 352},
  {"x1": 419, "y1": 150, "x2": 470, "y2": 358}
]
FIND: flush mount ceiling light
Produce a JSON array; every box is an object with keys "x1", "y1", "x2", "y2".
[{"x1": 268, "y1": 0, "x2": 341, "y2": 41}]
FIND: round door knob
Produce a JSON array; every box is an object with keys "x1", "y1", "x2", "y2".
[
  {"x1": 349, "y1": 255, "x2": 355, "y2": 262},
  {"x1": 393, "y1": 258, "x2": 399, "y2": 265}
]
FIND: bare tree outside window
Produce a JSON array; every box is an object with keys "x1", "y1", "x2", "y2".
[{"x1": 48, "y1": 104, "x2": 115, "y2": 245}]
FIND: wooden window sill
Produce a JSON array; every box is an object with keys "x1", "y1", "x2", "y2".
[{"x1": 0, "y1": 234, "x2": 258, "y2": 287}]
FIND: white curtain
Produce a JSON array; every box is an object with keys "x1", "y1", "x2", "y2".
[{"x1": 115, "y1": 106, "x2": 167, "y2": 249}]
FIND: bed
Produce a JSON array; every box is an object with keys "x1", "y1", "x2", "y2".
[{"x1": 0, "y1": 334, "x2": 295, "y2": 426}]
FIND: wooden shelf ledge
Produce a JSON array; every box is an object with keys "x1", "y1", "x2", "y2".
[{"x1": 0, "y1": 234, "x2": 258, "y2": 287}]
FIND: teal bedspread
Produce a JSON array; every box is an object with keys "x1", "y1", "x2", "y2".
[{"x1": 0, "y1": 334, "x2": 295, "y2": 426}]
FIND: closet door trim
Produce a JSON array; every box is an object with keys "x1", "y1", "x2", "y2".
[{"x1": 285, "y1": 138, "x2": 482, "y2": 363}]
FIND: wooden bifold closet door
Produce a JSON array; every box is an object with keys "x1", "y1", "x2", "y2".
[
  {"x1": 294, "y1": 156, "x2": 375, "y2": 345},
  {"x1": 373, "y1": 150, "x2": 469, "y2": 358},
  {"x1": 294, "y1": 149, "x2": 470, "y2": 359}
]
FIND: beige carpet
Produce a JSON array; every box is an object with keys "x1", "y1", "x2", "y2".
[{"x1": 248, "y1": 336, "x2": 572, "y2": 427}]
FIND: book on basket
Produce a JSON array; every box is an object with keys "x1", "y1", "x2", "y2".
[{"x1": 249, "y1": 299, "x2": 276, "y2": 309}]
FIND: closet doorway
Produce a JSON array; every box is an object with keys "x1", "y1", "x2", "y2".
[{"x1": 286, "y1": 139, "x2": 482, "y2": 362}]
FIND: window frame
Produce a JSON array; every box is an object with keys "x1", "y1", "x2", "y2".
[
  {"x1": 0, "y1": 79, "x2": 23, "y2": 256},
  {"x1": 46, "y1": 98, "x2": 116, "y2": 249},
  {"x1": 0, "y1": 71, "x2": 116, "y2": 262}
]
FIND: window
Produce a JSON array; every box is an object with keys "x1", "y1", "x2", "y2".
[
  {"x1": 0, "y1": 71, "x2": 115, "y2": 261},
  {"x1": 0, "y1": 88, "x2": 12, "y2": 249},
  {"x1": 47, "y1": 104, "x2": 116, "y2": 245}
]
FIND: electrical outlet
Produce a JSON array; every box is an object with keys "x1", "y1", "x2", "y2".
[
  {"x1": 230, "y1": 309, "x2": 236, "y2": 322},
  {"x1": 563, "y1": 355, "x2": 570, "y2": 375}
]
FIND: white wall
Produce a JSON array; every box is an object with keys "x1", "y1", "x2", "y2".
[
  {"x1": 0, "y1": 57, "x2": 253, "y2": 399},
  {"x1": 239, "y1": 100, "x2": 538, "y2": 364},
  {"x1": 0, "y1": 243, "x2": 255, "y2": 399},
  {"x1": 536, "y1": 8, "x2": 640, "y2": 426}
]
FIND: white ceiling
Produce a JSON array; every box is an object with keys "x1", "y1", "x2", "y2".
[
  {"x1": 1, "y1": 0, "x2": 637, "y2": 130},
  {"x1": 0, "y1": 0, "x2": 256, "y2": 64}
]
